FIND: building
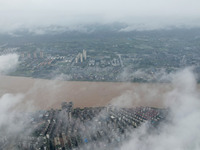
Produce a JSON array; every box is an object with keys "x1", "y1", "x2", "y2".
[
  {"x1": 34, "y1": 52, "x2": 37, "y2": 59},
  {"x1": 83, "y1": 49, "x2": 87, "y2": 60},
  {"x1": 80, "y1": 53, "x2": 83, "y2": 63},
  {"x1": 75, "y1": 50, "x2": 87, "y2": 64},
  {"x1": 75, "y1": 57, "x2": 78, "y2": 63},
  {"x1": 40, "y1": 51, "x2": 44, "y2": 58}
]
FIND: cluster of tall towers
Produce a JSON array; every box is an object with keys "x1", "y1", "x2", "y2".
[
  {"x1": 21, "y1": 51, "x2": 44, "y2": 59},
  {"x1": 75, "y1": 49, "x2": 87, "y2": 63}
]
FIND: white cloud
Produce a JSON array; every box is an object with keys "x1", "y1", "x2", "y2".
[
  {"x1": 0, "y1": 54, "x2": 19, "y2": 75},
  {"x1": 0, "y1": 0, "x2": 200, "y2": 32},
  {"x1": 120, "y1": 68, "x2": 200, "y2": 150},
  {"x1": 0, "y1": 53, "x2": 26, "y2": 136}
]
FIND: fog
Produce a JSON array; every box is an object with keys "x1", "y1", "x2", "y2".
[
  {"x1": 1, "y1": 0, "x2": 200, "y2": 33},
  {"x1": 0, "y1": 54, "x2": 19, "y2": 74},
  {"x1": 0, "y1": 53, "x2": 30, "y2": 141},
  {"x1": 120, "y1": 68, "x2": 200, "y2": 150},
  {"x1": 0, "y1": 53, "x2": 199, "y2": 149}
]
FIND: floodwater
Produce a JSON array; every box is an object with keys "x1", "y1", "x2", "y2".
[{"x1": 0, "y1": 76, "x2": 179, "y2": 110}]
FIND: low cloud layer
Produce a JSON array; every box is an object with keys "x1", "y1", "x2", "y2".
[
  {"x1": 0, "y1": 53, "x2": 29, "y2": 142},
  {"x1": 0, "y1": 0, "x2": 200, "y2": 33},
  {"x1": 0, "y1": 94, "x2": 27, "y2": 135},
  {"x1": 0, "y1": 54, "x2": 19, "y2": 74},
  {"x1": 119, "y1": 68, "x2": 200, "y2": 150},
  {"x1": 0, "y1": 53, "x2": 199, "y2": 149}
]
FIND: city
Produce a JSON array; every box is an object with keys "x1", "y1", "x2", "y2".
[
  {"x1": 1, "y1": 0, "x2": 200, "y2": 149},
  {"x1": 1, "y1": 28, "x2": 200, "y2": 82},
  {"x1": 0, "y1": 102, "x2": 167, "y2": 150}
]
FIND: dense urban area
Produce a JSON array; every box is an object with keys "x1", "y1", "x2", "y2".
[
  {"x1": 1, "y1": 27, "x2": 200, "y2": 82},
  {"x1": 0, "y1": 102, "x2": 167, "y2": 150},
  {"x1": 1, "y1": 0, "x2": 200, "y2": 149}
]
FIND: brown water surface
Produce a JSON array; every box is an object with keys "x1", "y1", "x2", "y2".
[{"x1": 0, "y1": 76, "x2": 183, "y2": 110}]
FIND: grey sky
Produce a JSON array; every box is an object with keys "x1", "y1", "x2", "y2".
[{"x1": 0, "y1": 0, "x2": 200, "y2": 32}]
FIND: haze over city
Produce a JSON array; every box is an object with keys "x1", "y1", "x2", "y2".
[
  {"x1": 1, "y1": 0, "x2": 200, "y2": 33},
  {"x1": 0, "y1": 0, "x2": 200, "y2": 149}
]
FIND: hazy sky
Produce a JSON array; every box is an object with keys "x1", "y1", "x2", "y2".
[{"x1": 0, "y1": 0, "x2": 200, "y2": 32}]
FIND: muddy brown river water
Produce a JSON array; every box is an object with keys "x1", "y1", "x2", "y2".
[{"x1": 0, "y1": 75, "x2": 191, "y2": 110}]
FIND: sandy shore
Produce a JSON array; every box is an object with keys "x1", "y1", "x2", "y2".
[{"x1": 0, "y1": 76, "x2": 184, "y2": 110}]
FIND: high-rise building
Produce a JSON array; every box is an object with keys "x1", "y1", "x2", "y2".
[
  {"x1": 80, "y1": 53, "x2": 83, "y2": 63},
  {"x1": 34, "y1": 52, "x2": 37, "y2": 58},
  {"x1": 83, "y1": 49, "x2": 87, "y2": 60},
  {"x1": 75, "y1": 51, "x2": 86, "y2": 64},
  {"x1": 75, "y1": 57, "x2": 78, "y2": 63},
  {"x1": 40, "y1": 51, "x2": 44, "y2": 58},
  {"x1": 75, "y1": 53, "x2": 81, "y2": 63}
]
